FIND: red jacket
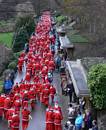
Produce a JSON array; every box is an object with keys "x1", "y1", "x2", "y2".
[
  {"x1": 22, "y1": 100, "x2": 28, "y2": 108},
  {"x1": 28, "y1": 89, "x2": 36, "y2": 100},
  {"x1": 43, "y1": 88, "x2": 50, "y2": 99},
  {"x1": 22, "y1": 109, "x2": 30, "y2": 121},
  {"x1": 14, "y1": 100, "x2": 21, "y2": 111},
  {"x1": 35, "y1": 63, "x2": 41, "y2": 71},
  {"x1": 54, "y1": 111, "x2": 63, "y2": 125},
  {"x1": 13, "y1": 94, "x2": 20, "y2": 101},
  {"x1": 33, "y1": 75, "x2": 40, "y2": 83},
  {"x1": 22, "y1": 91, "x2": 29, "y2": 100},
  {"x1": 13, "y1": 85, "x2": 20, "y2": 93},
  {"x1": 20, "y1": 83, "x2": 25, "y2": 91},
  {"x1": 11, "y1": 114, "x2": 20, "y2": 128},
  {"x1": 46, "y1": 110, "x2": 54, "y2": 123},
  {"x1": 25, "y1": 72, "x2": 31, "y2": 81},
  {"x1": 53, "y1": 106, "x2": 62, "y2": 117},
  {"x1": 7, "y1": 108, "x2": 15, "y2": 121},
  {"x1": 50, "y1": 86, "x2": 56, "y2": 96},
  {"x1": 4, "y1": 97, "x2": 11, "y2": 110},
  {"x1": 0, "y1": 95, "x2": 5, "y2": 109}
]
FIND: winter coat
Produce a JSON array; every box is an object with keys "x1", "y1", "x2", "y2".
[{"x1": 4, "y1": 80, "x2": 12, "y2": 90}]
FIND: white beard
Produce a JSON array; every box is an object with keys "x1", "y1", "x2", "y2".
[{"x1": 55, "y1": 105, "x2": 58, "y2": 108}]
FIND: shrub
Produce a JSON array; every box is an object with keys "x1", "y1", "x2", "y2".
[
  {"x1": 88, "y1": 64, "x2": 106, "y2": 110},
  {"x1": 12, "y1": 26, "x2": 29, "y2": 52},
  {"x1": 8, "y1": 61, "x2": 17, "y2": 70},
  {"x1": 12, "y1": 15, "x2": 35, "y2": 52},
  {"x1": 14, "y1": 51, "x2": 22, "y2": 59}
]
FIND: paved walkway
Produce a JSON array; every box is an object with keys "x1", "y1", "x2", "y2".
[{"x1": 0, "y1": 67, "x2": 68, "y2": 130}]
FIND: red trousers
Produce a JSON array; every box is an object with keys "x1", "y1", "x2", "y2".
[
  {"x1": 11, "y1": 128, "x2": 19, "y2": 130},
  {"x1": 46, "y1": 123, "x2": 54, "y2": 130},
  {"x1": 22, "y1": 120, "x2": 29, "y2": 130},
  {"x1": 54, "y1": 125, "x2": 62, "y2": 130}
]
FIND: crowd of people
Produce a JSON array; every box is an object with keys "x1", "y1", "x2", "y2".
[
  {"x1": 64, "y1": 97, "x2": 98, "y2": 130},
  {"x1": 0, "y1": 11, "x2": 99, "y2": 130},
  {"x1": 0, "y1": 11, "x2": 63, "y2": 130}
]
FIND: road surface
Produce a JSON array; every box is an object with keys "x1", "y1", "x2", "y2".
[{"x1": 0, "y1": 67, "x2": 64, "y2": 130}]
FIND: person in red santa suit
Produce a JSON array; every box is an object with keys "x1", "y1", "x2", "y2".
[
  {"x1": 11, "y1": 113, "x2": 20, "y2": 130},
  {"x1": 20, "y1": 51, "x2": 26, "y2": 58},
  {"x1": 18, "y1": 57, "x2": 24, "y2": 73},
  {"x1": 20, "y1": 82, "x2": 25, "y2": 91},
  {"x1": 53, "y1": 110, "x2": 63, "y2": 130},
  {"x1": 33, "y1": 74, "x2": 40, "y2": 83},
  {"x1": 39, "y1": 83, "x2": 44, "y2": 103},
  {"x1": 24, "y1": 83, "x2": 31, "y2": 91},
  {"x1": 45, "y1": 106, "x2": 54, "y2": 130},
  {"x1": 28, "y1": 88, "x2": 36, "y2": 110},
  {"x1": 4, "y1": 96, "x2": 12, "y2": 120},
  {"x1": 7, "y1": 107, "x2": 15, "y2": 128},
  {"x1": 46, "y1": 51, "x2": 53, "y2": 61},
  {"x1": 14, "y1": 99, "x2": 21, "y2": 114},
  {"x1": 50, "y1": 85, "x2": 56, "y2": 103},
  {"x1": 25, "y1": 72, "x2": 31, "y2": 83},
  {"x1": 32, "y1": 63, "x2": 35, "y2": 76},
  {"x1": 53, "y1": 102, "x2": 63, "y2": 117},
  {"x1": 41, "y1": 66, "x2": 48, "y2": 81},
  {"x1": 13, "y1": 93, "x2": 20, "y2": 102},
  {"x1": 48, "y1": 60, "x2": 55, "y2": 71},
  {"x1": 35, "y1": 83, "x2": 42, "y2": 100},
  {"x1": 42, "y1": 85, "x2": 50, "y2": 106},
  {"x1": 22, "y1": 99, "x2": 29, "y2": 109},
  {"x1": 44, "y1": 59, "x2": 49, "y2": 66},
  {"x1": 22, "y1": 91, "x2": 29, "y2": 109},
  {"x1": 0, "y1": 93, "x2": 5, "y2": 119},
  {"x1": 22, "y1": 107, "x2": 32, "y2": 130},
  {"x1": 13, "y1": 83, "x2": 20, "y2": 94},
  {"x1": 35, "y1": 62, "x2": 41, "y2": 73}
]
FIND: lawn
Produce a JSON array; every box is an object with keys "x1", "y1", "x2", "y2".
[
  {"x1": 68, "y1": 32, "x2": 89, "y2": 44},
  {"x1": 56, "y1": 15, "x2": 66, "y2": 24},
  {"x1": 0, "y1": 32, "x2": 13, "y2": 48},
  {"x1": 70, "y1": 34, "x2": 89, "y2": 43}
]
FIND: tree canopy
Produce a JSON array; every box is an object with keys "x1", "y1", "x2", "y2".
[
  {"x1": 88, "y1": 64, "x2": 106, "y2": 110},
  {"x1": 12, "y1": 15, "x2": 35, "y2": 52}
]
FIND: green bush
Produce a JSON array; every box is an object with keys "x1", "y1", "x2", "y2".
[
  {"x1": 88, "y1": 64, "x2": 106, "y2": 110},
  {"x1": 15, "y1": 15, "x2": 35, "y2": 36},
  {"x1": 0, "y1": 32, "x2": 13, "y2": 48},
  {"x1": 12, "y1": 15, "x2": 35, "y2": 52},
  {"x1": 14, "y1": 51, "x2": 22, "y2": 59},
  {"x1": 56, "y1": 15, "x2": 66, "y2": 24},
  {"x1": 8, "y1": 61, "x2": 17, "y2": 70},
  {"x1": 12, "y1": 27, "x2": 29, "y2": 52}
]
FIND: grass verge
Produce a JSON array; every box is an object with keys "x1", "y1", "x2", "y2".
[
  {"x1": 0, "y1": 81, "x2": 3, "y2": 93},
  {"x1": 0, "y1": 32, "x2": 13, "y2": 48},
  {"x1": 68, "y1": 30, "x2": 89, "y2": 44}
]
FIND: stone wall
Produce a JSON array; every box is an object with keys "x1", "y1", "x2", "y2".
[
  {"x1": 0, "y1": 44, "x2": 13, "y2": 74},
  {"x1": 73, "y1": 41, "x2": 106, "y2": 59},
  {"x1": 97, "y1": 110, "x2": 106, "y2": 130},
  {"x1": 0, "y1": 0, "x2": 59, "y2": 20}
]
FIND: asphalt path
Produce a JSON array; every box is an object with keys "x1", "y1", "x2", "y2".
[{"x1": 0, "y1": 68, "x2": 62, "y2": 130}]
